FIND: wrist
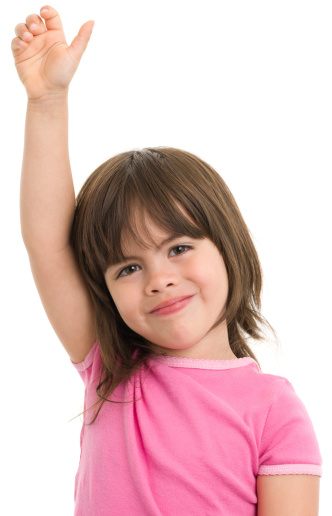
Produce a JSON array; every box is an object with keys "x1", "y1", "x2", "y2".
[{"x1": 27, "y1": 93, "x2": 69, "y2": 114}]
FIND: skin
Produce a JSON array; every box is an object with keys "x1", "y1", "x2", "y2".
[
  {"x1": 12, "y1": 6, "x2": 97, "y2": 365},
  {"x1": 12, "y1": 8, "x2": 320, "y2": 512},
  {"x1": 105, "y1": 215, "x2": 238, "y2": 361},
  {"x1": 11, "y1": 5, "x2": 94, "y2": 101}
]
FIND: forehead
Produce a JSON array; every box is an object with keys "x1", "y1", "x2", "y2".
[
  {"x1": 105, "y1": 201, "x2": 207, "y2": 270},
  {"x1": 120, "y1": 213, "x2": 175, "y2": 253}
]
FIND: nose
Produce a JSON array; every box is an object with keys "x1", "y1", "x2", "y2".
[{"x1": 144, "y1": 261, "x2": 179, "y2": 295}]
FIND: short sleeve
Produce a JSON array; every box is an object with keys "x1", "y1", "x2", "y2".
[
  {"x1": 258, "y1": 379, "x2": 323, "y2": 476},
  {"x1": 70, "y1": 340, "x2": 101, "y2": 387}
]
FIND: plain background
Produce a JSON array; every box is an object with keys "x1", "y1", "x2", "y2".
[{"x1": 2, "y1": 1, "x2": 331, "y2": 514}]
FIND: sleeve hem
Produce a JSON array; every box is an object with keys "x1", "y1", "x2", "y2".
[
  {"x1": 258, "y1": 464, "x2": 322, "y2": 477},
  {"x1": 70, "y1": 341, "x2": 99, "y2": 371}
]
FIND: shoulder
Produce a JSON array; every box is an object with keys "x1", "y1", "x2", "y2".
[
  {"x1": 244, "y1": 364, "x2": 310, "y2": 419},
  {"x1": 238, "y1": 361, "x2": 294, "y2": 407},
  {"x1": 257, "y1": 371, "x2": 323, "y2": 478}
]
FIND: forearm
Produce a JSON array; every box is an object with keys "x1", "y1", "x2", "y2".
[{"x1": 20, "y1": 95, "x2": 75, "y2": 255}]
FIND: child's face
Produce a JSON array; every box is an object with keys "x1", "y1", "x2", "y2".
[{"x1": 104, "y1": 215, "x2": 231, "y2": 359}]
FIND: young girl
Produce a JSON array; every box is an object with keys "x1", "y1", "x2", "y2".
[{"x1": 12, "y1": 5, "x2": 322, "y2": 515}]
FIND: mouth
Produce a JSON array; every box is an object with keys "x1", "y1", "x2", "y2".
[{"x1": 149, "y1": 295, "x2": 194, "y2": 316}]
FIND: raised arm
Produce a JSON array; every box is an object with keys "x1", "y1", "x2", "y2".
[{"x1": 11, "y1": 6, "x2": 96, "y2": 363}]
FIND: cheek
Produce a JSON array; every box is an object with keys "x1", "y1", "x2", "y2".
[
  {"x1": 191, "y1": 253, "x2": 228, "y2": 284},
  {"x1": 105, "y1": 281, "x2": 125, "y2": 315},
  {"x1": 202, "y1": 257, "x2": 229, "y2": 299},
  {"x1": 109, "y1": 284, "x2": 140, "y2": 324}
]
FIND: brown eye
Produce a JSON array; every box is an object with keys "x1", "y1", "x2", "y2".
[
  {"x1": 118, "y1": 264, "x2": 141, "y2": 278},
  {"x1": 169, "y1": 245, "x2": 192, "y2": 257}
]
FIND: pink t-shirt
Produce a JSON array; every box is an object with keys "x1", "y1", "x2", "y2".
[{"x1": 71, "y1": 341, "x2": 322, "y2": 515}]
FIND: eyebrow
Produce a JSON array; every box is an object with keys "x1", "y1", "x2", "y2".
[{"x1": 110, "y1": 234, "x2": 183, "y2": 267}]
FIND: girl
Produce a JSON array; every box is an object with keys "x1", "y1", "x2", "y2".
[{"x1": 12, "y1": 5, "x2": 322, "y2": 515}]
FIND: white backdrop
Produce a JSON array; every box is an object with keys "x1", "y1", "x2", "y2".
[{"x1": 2, "y1": 1, "x2": 331, "y2": 514}]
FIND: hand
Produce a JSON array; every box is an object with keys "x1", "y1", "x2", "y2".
[{"x1": 11, "y1": 5, "x2": 95, "y2": 101}]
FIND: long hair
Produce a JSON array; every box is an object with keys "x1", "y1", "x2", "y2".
[{"x1": 70, "y1": 147, "x2": 278, "y2": 425}]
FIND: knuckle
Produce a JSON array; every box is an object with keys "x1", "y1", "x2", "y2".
[
  {"x1": 14, "y1": 23, "x2": 23, "y2": 34},
  {"x1": 49, "y1": 9, "x2": 58, "y2": 18},
  {"x1": 25, "y1": 14, "x2": 39, "y2": 25},
  {"x1": 11, "y1": 37, "x2": 21, "y2": 51}
]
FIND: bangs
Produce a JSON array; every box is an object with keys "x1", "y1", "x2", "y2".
[
  {"x1": 95, "y1": 149, "x2": 215, "y2": 273},
  {"x1": 76, "y1": 147, "x2": 232, "y2": 279},
  {"x1": 103, "y1": 184, "x2": 207, "y2": 270}
]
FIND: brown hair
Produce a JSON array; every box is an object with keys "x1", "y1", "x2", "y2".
[{"x1": 70, "y1": 147, "x2": 278, "y2": 425}]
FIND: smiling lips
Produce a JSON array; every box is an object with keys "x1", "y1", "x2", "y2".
[{"x1": 149, "y1": 295, "x2": 194, "y2": 316}]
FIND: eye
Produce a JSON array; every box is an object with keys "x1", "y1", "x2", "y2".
[
  {"x1": 169, "y1": 245, "x2": 192, "y2": 257},
  {"x1": 117, "y1": 264, "x2": 141, "y2": 278}
]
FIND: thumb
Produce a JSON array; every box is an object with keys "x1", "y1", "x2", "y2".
[{"x1": 68, "y1": 20, "x2": 95, "y2": 64}]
